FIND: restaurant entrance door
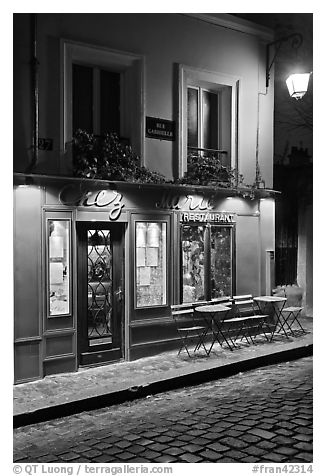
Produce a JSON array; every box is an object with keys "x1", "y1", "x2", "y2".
[{"x1": 77, "y1": 222, "x2": 125, "y2": 367}]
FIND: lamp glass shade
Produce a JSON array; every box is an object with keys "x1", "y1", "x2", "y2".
[{"x1": 286, "y1": 73, "x2": 310, "y2": 99}]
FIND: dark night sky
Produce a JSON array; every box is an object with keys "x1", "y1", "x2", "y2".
[{"x1": 233, "y1": 13, "x2": 313, "y2": 163}]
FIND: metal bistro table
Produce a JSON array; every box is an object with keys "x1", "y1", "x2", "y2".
[
  {"x1": 194, "y1": 304, "x2": 232, "y2": 354},
  {"x1": 253, "y1": 296, "x2": 288, "y2": 341}
]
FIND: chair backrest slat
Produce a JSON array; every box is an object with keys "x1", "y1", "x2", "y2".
[
  {"x1": 233, "y1": 294, "x2": 253, "y2": 301},
  {"x1": 232, "y1": 294, "x2": 258, "y2": 318},
  {"x1": 171, "y1": 303, "x2": 194, "y2": 330},
  {"x1": 172, "y1": 309, "x2": 193, "y2": 316},
  {"x1": 234, "y1": 299, "x2": 254, "y2": 306}
]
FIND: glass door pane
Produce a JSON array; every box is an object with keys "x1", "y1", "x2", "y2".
[
  {"x1": 210, "y1": 226, "x2": 232, "y2": 298},
  {"x1": 181, "y1": 225, "x2": 206, "y2": 303},
  {"x1": 187, "y1": 87, "x2": 199, "y2": 148},
  {"x1": 87, "y1": 229, "x2": 113, "y2": 346},
  {"x1": 73, "y1": 63, "x2": 93, "y2": 133},
  {"x1": 100, "y1": 70, "x2": 120, "y2": 136},
  {"x1": 202, "y1": 90, "x2": 218, "y2": 150}
]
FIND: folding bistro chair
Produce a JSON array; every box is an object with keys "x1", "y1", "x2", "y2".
[
  {"x1": 281, "y1": 306, "x2": 306, "y2": 336},
  {"x1": 171, "y1": 304, "x2": 209, "y2": 357},
  {"x1": 225, "y1": 294, "x2": 270, "y2": 345},
  {"x1": 271, "y1": 288, "x2": 306, "y2": 337}
]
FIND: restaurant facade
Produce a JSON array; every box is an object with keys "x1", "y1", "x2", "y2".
[{"x1": 14, "y1": 13, "x2": 276, "y2": 383}]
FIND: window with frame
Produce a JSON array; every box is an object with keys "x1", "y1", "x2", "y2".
[
  {"x1": 179, "y1": 65, "x2": 239, "y2": 177},
  {"x1": 47, "y1": 219, "x2": 71, "y2": 316},
  {"x1": 181, "y1": 224, "x2": 233, "y2": 303},
  {"x1": 62, "y1": 40, "x2": 144, "y2": 167},
  {"x1": 135, "y1": 221, "x2": 167, "y2": 308}
]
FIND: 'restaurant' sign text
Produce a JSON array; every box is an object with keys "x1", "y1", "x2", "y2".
[
  {"x1": 156, "y1": 192, "x2": 236, "y2": 223},
  {"x1": 181, "y1": 212, "x2": 236, "y2": 223}
]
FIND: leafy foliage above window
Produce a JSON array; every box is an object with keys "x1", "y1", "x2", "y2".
[
  {"x1": 178, "y1": 150, "x2": 244, "y2": 188},
  {"x1": 73, "y1": 129, "x2": 259, "y2": 194},
  {"x1": 73, "y1": 130, "x2": 166, "y2": 184}
]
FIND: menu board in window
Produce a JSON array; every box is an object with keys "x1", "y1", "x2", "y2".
[
  {"x1": 48, "y1": 219, "x2": 71, "y2": 316},
  {"x1": 135, "y1": 222, "x2": 167, "y2": 308}
]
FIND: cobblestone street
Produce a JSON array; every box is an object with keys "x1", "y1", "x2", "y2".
[{"x1": 13, "y1": 357, "x2": 312, "y2": 464}]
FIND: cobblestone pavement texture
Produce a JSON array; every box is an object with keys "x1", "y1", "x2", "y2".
[
  {"x1": 14, "y1": 356, "x2": 313, "y2": 464},
  {"x1": 14, "y1": 317, "x2": 313, "y2": 416}
]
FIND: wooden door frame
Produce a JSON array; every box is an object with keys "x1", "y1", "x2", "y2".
[{"x1": 76, "y1": 221, "x2": 125, "y2": 367}]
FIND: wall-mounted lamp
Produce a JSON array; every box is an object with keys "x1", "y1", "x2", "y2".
[
  {"x1": 266, "y1": 32, "x2": 311, "y2": 99},
  {"x1": 285, "y1": 73, "x2": 311, "y2": 100}
]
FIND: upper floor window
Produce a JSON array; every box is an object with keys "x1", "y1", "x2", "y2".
[
  {"x1": 62, "y1": 40, "x2": 144, "y2": 171},
  {"x1": 73, "y1": 64, "x2": 121, "y2": 137},
  {"x1": 178, "y1": 65, "x2": 239, "y2": 178},
  {"x1": 187, "y1": 87, "x2": 219, "y2": 151}
]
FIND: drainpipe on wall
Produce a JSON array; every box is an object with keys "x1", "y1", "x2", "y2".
[{"x1": 25, "y1": 13, "x2": 39, "y2": 174}]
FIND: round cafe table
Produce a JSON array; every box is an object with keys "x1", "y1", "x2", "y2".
[
  {"x1": 194, "y1": 304, "x2": 232, "y2": 354},
  {"x1": 253, "y1": 296, "x2": 288, "y2": 340}
]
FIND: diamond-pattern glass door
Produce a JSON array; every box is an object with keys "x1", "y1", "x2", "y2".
[
  {"x1": 77, "y1": 223, "x2": 124, "y2": 366},
  {"x1": 87, "y1": 229, "x2": 113, "y2": 346}
]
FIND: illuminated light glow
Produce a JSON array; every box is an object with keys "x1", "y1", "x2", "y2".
[{"x1": 286, "y1": 73, "x2": 311, "y2": 100}]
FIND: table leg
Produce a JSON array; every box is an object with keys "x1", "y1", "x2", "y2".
[{"x1": 207, "y1": 316, "x2": 225, "y2": 354}]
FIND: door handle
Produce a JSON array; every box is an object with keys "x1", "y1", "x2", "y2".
[{"x1": 115, "y1": 287, "x2": 123, "y2": 302}]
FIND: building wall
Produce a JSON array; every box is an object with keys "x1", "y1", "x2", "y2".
[
  {"x1": 13, "y1": 13, "x2": 274, "y2": 186},
  {"x1": 13, "y1": 13, "x2": 276, "y2": 383},
  {"x1": 14, "y1": 186, "x2": 43, "y2": 381}
]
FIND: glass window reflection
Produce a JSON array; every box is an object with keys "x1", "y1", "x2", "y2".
[
  {"x1": 48, "y1": 220, "x2": 70, "y2": 316},
  {"x1": 135, "y1": 222, "x2": 167, "y2": 308}
]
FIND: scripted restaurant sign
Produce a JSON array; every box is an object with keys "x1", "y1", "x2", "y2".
[
  {"x1": 156, "y1": 193, "x2": 236, "y2": 223},
  {"x1": 58, "y1": 187, "x2": 236, "y2": 223},
  {"x1": 59, "y1": 185, "x2": 125, "y2": 221},
  {"x1": 145, "y1": 117, "x2": 175, "y2": 141}
]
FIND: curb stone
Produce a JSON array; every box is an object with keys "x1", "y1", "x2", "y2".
[{"x1": 13, "y1": 343, "x2": 312, "y2": 428}]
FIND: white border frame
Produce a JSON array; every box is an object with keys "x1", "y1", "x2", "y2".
[
  {"x1": 177, "y1": 64, "x2": 240, "y2": 178},
  {"x1": 60, "y1": 39, "x2": 145, "y2": 172}
]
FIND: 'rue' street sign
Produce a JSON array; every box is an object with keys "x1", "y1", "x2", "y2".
[{"x1": 145, "y1": 117, "x2": 175, "y2": 141}]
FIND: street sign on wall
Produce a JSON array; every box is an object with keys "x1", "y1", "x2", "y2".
[{"x1": 145, "y1": 117, "x2": 175, "y2": 141}]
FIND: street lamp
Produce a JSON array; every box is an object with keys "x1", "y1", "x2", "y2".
[
  {"x1": 266, "y1": 32, "x2": 311, "y2": 99},
  {"x1": 285, "y1": 73, "x2": 311, "y2": 100}
]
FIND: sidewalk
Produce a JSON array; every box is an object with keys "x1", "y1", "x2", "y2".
[{"x1": 14, "y1": 317, "x2": 313, "y2": 428}]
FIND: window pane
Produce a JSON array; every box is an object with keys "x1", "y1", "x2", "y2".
[
  {"x1": 210, "y1": 226, "x2": 232, "y2": 298},
  {"x1": 187, "y1": 87, "x2": 199, "y2": 148},
  {"x1": 202, "y1": 90, "x2": 218, "y2": 150},
  {"x1": 135, "y1": 222, "x2": 167, "y2": 308},
  {"x1": 48, "y1": 220, "x2": 70, "y2": 316},
  {"x1": 73, "y1": 64, "x2": 93, "y2": 133},
  {"x1": 100, "y1": 70, "x2": 120, "y2": 136},
  {"x1": 181, "y1": 225, "x2": 205, "y2": 303}
]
